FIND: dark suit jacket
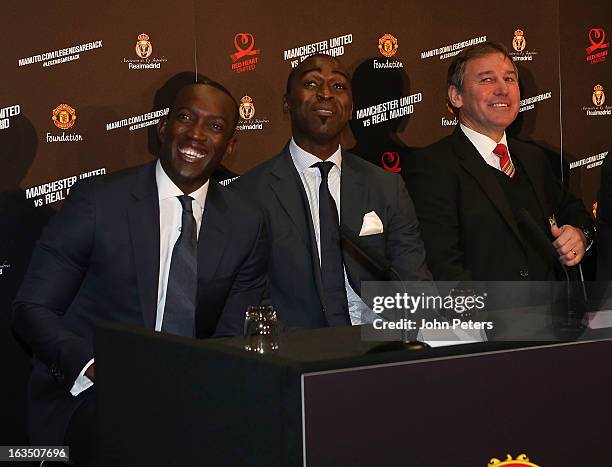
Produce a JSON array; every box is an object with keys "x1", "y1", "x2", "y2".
[
  {"x1": 406, "y1": 127, "x2": 592, "y2": 281},
  {"x1": 231, "y1": 144, "x2": 431, "y2": 329},
  {"x1": 12, "y1": 161, "x2": 268, "y2": 445},
  {"x1": 597, "y1": 152, "x2": 612, "y2": 281}
]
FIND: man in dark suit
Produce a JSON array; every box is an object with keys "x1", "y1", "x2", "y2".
[
  {"x1": 232, "y1": 54, "x2": 431, "y2": 329},
  {"x1": 597, "y1": 153, "x2": 612, "y2": 280},
  {"x1": 12, "y1": 81, "x2": 268, "y2": 465},
  {"x1": 406, "y1": 42, "x2": 593, "y2": 281}
]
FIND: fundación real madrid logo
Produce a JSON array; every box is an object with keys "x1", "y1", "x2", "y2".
[
  {"x1": 135, "y1": 33, "x2": 153, "y2": 59},
  {"x1": 236, "y1": 94, "x2": 269, "y2": 131},
  {"x1": 488, "y1": 453, "x2": 540, "y2": 467},
  {"x1": 509, "y1": 28, "x2": 536, "y2": 61},
  {"x1": 512, "y1": 29, "x2": 526, "y2": 52},
  {"x1": 592, "y1": 84, "x2": 606, "y2": 106},
  {"x1": 52, "y1": 103, "x2": 76, "y2": 129},
  {"x1": 378, "y1": 34, "x2": 398, "y2": 58},
  {"x1": 239, "y1": 95, "x2": 255, "y2": 120}
]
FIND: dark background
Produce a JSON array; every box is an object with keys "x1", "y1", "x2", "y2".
[{"x1": 1, "y1": 0, "x2": 609, "y2": 449}]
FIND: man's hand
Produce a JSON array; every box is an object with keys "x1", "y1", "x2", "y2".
[
  {"x1": 551, "y1": 224, "x2": 586, "y2": 266},
  {"x1": 85, "y1": 363, "x2": 95, "y2": 382}
]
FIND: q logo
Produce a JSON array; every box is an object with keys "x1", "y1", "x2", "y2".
[{"x1": 381, "y1": 151, "x2": 401, "y2": 173}]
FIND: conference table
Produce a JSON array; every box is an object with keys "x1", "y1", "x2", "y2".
[{"x1": 96, "y1": 321, "x2": 612, "y2": 467}]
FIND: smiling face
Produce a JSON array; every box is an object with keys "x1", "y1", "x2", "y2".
[
  {"x1": 157, "y1": 84, "x2": 237, "y2": 194},
  {"x1": 448, "y1": 52, "x2": 520, "y2": 142},
  {"x1": 284, "y1": 55, "x2": 353, "y2": 159}
]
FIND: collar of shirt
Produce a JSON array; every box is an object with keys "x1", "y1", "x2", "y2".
[
  {"x1": 459, "y1": 123, "x2": 511, "y2": 171},
  {"x1": 155, "y1": 159, "x2": 208, "y2": 218},
  {"x1": 289, "y1": 138, "x2": 342, "y2": 175}
]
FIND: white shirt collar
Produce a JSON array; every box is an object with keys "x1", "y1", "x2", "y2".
[
  {"x1": 460, "y1": 123, "x2": 508, "y2": 159},
  {"x1": 289, "y1": 138, "x2": 342, "y2": 173},
  {"x1": 155, "y1": 159, "x2": 209, "y2": 212}
]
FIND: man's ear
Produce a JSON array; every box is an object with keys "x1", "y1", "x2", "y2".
[
  {"x1": 157, "y1": 116, "x2": 168, "y2": 142},
  {"x1": 223, "y1": 135, "x2": 237, "y2": 161},
  {"x1": 448, "y1": 85, "x2": 463, "y2": 110}
]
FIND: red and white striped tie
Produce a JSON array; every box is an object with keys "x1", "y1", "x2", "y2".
[{"x1": 493, "y1": 143, "x2": 515, "y2": 178}]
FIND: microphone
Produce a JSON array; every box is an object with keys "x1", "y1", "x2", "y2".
[
  {"x1": 339, "y1": 224, "x2": 429, "y2": 349},
  {"x1": 516, "y1": 208, "x2": 584, "y2": 331},
  {"x1": 516, "y1": 208, "x2": 568, "y2": 279},
  {"x1": 339, "y1": 224, "x2": 401, "y2": 281}
]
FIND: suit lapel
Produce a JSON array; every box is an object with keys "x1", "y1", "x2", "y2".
[
  {"x1": 509, "y1": 140, "x2": 552, "y2": 217},
  {"x1": 197, "y1": 181, "x2": 229, "y2": 284},
  {"x1": 269, "y1": 145, "x2": 323, "y2": 304},
  {"x1": 340, "y1": 152, "x2": 369, "y2": 293},
  {"x1": 127, "y1": 162, "x2": 160, "y2": 330},
  {"x1": 340, "y1": 152, "x2": 368, "y2": 236},
  {"x1": 269, "y1": 146, "x2": 313, "y2": 249},
  {"x1": 453, "y1": 128, "x2": 524, "y2": 245}
]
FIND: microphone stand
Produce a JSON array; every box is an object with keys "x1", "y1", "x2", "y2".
[
  {"x1": 339, "y1": 224, "x2": 429, "y2": 351},
  {"x1": 517, "y1": 209, "x2": 586, "y2": 334}
]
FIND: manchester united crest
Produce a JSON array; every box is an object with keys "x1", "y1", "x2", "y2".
[
  {"x1": 512, "y1": 29, "x2": 526, "y2": 52},
  {"x1": 378, "y1": 34, "x2": 398, "y2": 58},
  {"x1": 488, "y1": 454, "x2": 540, "y2": 467},
  {"x1": 52, "y1": 103, "x2": 77, "y2": 130},
  {"x1": 135, "y1": 33, "x2": 153, "y2": 59},
  {"x1": 593, "y1": 84, "x2": 605, "y2": 106},
  {"x1": 239, "y1": 95, "x2": 255, "y2": 120}
]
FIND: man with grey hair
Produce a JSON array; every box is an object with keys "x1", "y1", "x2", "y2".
[{"x1": 406, "y1": 42, "x2": 593, "y2": 281}]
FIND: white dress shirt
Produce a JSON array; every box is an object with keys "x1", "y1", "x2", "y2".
[
  {"x1": 70, "y1": 160, "x2": 208, "y2": 396},
  {"x1": 289, "y1": 138, "x2": 374, "y2": 325},
  {"x1": 460, "y1": 123, "x2": 513, "y2": 171},
  {"x1": 155, "y1": 160, "x2": 208, "y2": 331}
]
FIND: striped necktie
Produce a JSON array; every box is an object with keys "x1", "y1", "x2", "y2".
[{"x1": 493, "y1": 143, "x2": 515, "y2": 178}]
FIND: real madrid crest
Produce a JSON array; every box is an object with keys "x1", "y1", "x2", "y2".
[
  {"x1": 513, "y1": 29, "x2": 526, "y2": 52},
  {"x1": 488, "y1": 454, "x2": 540, "y2": 467},
  {"x1": 135, "y1": 33, "x2": 153, "y2": 59},
  {"x1": 52, "y1": 103, "x2": 77, "y2": 130},
  {"x1": 239, "y1": 95, "x2": 255, "y2": 120},
  {"x1": 592, "y1": 84, "x2": 605, "y2": 106},
  {"x1": 378, "y1": 34, "x2": 398, "y2": 58}
]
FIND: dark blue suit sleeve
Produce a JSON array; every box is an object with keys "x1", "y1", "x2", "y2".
[
  {"x1": 12, "y1": 181, "x2": 96, "y2": 391},
  {"x1": 386, "y1": 173, "x2": 433, "y2": 281},
  {"x1": 213, "y1": 207, "x2": 269, "y2": 337}
]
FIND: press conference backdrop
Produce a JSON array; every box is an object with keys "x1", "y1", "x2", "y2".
[{"x1": 0, "y1": 0, "x2": 609, "y2": 446}]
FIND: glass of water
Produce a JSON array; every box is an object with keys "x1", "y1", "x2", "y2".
[{"x1": 243, "y1": 305, "x2": 279, "y2": 353}]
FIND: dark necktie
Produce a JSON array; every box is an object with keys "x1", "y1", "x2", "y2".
[
  {"x1": 312, "y1": 161, "x2": 350, "y2": 325},
  {"x1": 162, "y1": 195, "x2": 197, "y2": 336}
]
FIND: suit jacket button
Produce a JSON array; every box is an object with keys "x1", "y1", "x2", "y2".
[{"x1": 520, "y1": 269, "x2": 529, "y2": 278}]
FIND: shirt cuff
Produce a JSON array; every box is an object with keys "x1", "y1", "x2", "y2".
[{"x1": 70, "y1": 358, "x2": 95, "y2": 396}]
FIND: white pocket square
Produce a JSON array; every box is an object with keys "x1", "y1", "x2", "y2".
[{"x1": 359, "y1": 211, "x2": 384, "y2": 236}]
